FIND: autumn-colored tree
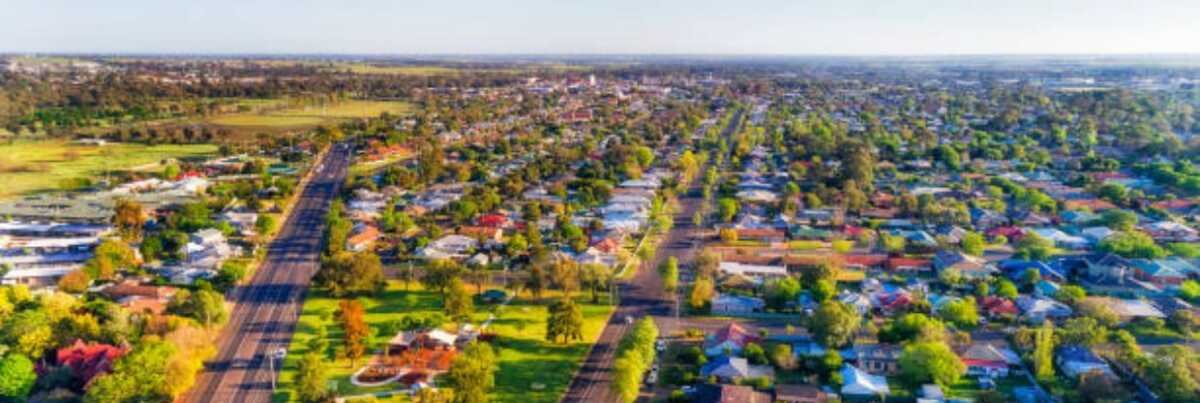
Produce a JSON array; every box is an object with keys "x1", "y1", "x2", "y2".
[
  {"x1": 113, "y1": 198, "x2": 145, "y2": 241},
  {"x1": 58, "y1": 270, "x2": 92, "y2": 293},
  {"x1": 337, "y1": 299, "x2": 369, "y2": 367}
]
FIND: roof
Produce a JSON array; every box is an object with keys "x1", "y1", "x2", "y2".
[
  {"x1": 774, "y1": 384, "x2": 826, "y2": 401},
  {"x1": 693, "y1": 384, "x2": 772, "y2": 403},
  {"x1": 840, "y1": 364, "x2": 890, "y2": 396}
]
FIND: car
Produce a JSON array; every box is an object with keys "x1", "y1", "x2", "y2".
[
  {"x1": 656, "y1": 339, "x2": 667, "y2": 352},
  {"x1": 624, "y1": 315, "x2": 635, "y2": 324},
  {"x1": 681, "y1": 385, "x2": 696, "y2": 395},
  {"x1": 645, "y1": 368, "x2": 658, "y2": 384}
]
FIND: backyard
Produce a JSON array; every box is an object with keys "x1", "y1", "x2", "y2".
[{"x1": 273, "y1": 281, "x2": 614, "y2": 403}]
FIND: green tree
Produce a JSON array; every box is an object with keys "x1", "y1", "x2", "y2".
[
  {"x1": 811, "y1": 301, "x2": 860, "y2": 348},
  {"x1": 315, "y1": 251, "x2": 386, "y2": 297},
  {"x1": 961, "y1": 231, "x2": 985, "y2": 256},
  {"x1": 689, "y1": 275, "x2": 715, "y2": 311},
  {"x1": 168, "y1": 288, "x2": 228, "y2": 327},
  {"x1": 939, "y1": 297, "x2": 980, "y2": 328},
  {"x1": 880, "y1": 313, "x2": 946, "y2": 343},
  {"x1": 447, "y1": 342, "x2": 497, "y2": 403},
  {"x1": 764, "y1": 277, "x2": 802, "y2": 310},
  {"x1": 1099, "y1": 231, "x2": 1167, "y2": 259},
  {"x1": 995, "y1": 279, "x2": 1019, "y2": 299},
  {"x1": 444, "y1": 278, "x2": 474, "y2": 321},
  {"x1": 0, "y1": 353, "x2": 36, "y2": 400},
  {"x1": 86, "y1": 341, "x2": 177, "y2": 402},
  {"x1": 1014, "y1": 232, "x2": 1055, "y2": 260},
  {"x1": 1033, "y1": 320, "x2": 1056, "y2": 382},
  {"x1": 295, "y1": 352, "x2": 329, "y2": 403},
  {"x1": 546, "y1": 297, "x2": 584, "y2": 344},
  {"x1": 717, "y1": 198, "x2": 738, "y2": 222},
  {"x1": 898, "y1": 342, "x2": 966, "y2": 387}
]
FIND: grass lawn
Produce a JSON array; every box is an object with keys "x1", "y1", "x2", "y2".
[
  {"x1": 0, "y1": 139, "x2": 217, "y2": 199},
  {"x1": 208, "y1": 100, "x2": 413, "y2": 131},
  {"x1": 273, "y1": 281, "x2": 614, "y2": 403}
]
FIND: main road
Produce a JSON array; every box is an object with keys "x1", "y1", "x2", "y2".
[
  {"x1": 184, "y1": 143, "x2": 353, "y2": 403},
  {"x1": 561, "y1": 110, "x2": 742, "y2": 403}
]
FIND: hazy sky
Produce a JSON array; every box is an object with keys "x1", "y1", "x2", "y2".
[{"x1": 4, "y1": 0, "x2": 1198, "y2": 55}]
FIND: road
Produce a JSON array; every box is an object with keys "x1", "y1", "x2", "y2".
[
  {"x1": 561, "y1": 111, "x2": 742, "y2": 403},
  {"x1": 183, "y1": 143, "x2": 353, "y2": 403}
]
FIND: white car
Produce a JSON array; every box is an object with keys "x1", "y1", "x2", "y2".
[{"x1": 655, "y1": 339, "x2": 667, "y2": 352}]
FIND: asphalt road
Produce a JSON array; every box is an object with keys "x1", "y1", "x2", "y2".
[
  {"x1": 183, "y1": 143, "x2": 352, "y2": 403},
  {"x1": 561, "y1": 111, "x2": 742, "y2": 403}
]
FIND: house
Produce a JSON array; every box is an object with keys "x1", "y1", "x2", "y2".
[
  {"x1": 840, "y1": 364, "x2": 890, "y2": 398},
  {"x1": 1031, "y1": 228, "x2": 1088, "y2": 249},
  {"x1": 958, "y1": 343, "x2": 1020, "y2": 377},
  {"x1": 704, "y1": 323, "x2": 760, "y2": 357},
  {"x1": 846, "y1": 344, "x2": 903, "y2": 375},
  {"x1": 838, "y1": 292, "x2": 872, "y2": 315},
  {"x1": 1056, "y1": 345, "x2": 1115, "y2": 379},
  {"x1": 1130, "y1": 257, "x2": 1196, "y2": 286},
  {"x1": 718, "y1": 262, "x2": 788, "y2": 284},
  {"x1": 476, "y1": 213, "x2": 510, "y2": 229},
  {"x1": 886, "y1": 257, "x2": 932, "y2": 273},
  {"x1": 420, "y1": 235, "x2": 478, "y2": 259},
  {"x1": 1081, "y1": 226, "x2": 1115, "y2": 244},
  {"x1": 185, "y1": 229, "x2": 235, "y2": 269},
  {"x1": 1143, "y1": 221, "x2": 1199, "y2": 242},
  {"x1": 700, "y1": 356, "x2": 775, "y2": 382},
  {"x1": 980, "y1": 296, "x2": 1019, "y2": 318},
  {"x1": 933, "y1": 250, "x2": 996, "y2": 281},
  {"x1": 1085, "y1": 297, "x2": 1166, "y2": 322},
  {"x1": 711, "y1": 293, "x2": 765, "y2": 315},
  {"x1": 100, "y1": 280, "x2": 178, "y2": 315},
  {"x1": 692, "y1": 384, "x2": 772, "y2": 403},
  {"x1": 458, "y1": 226, "x2": 503, "y2": 243},
  {"x1": 1016, "y1": 296, "x2": 1073, "y2": 323},
  {"x1": 219, "y1": 211, "x2": 258, "y2": 236},
  {"x1": 346, "y1": 224, "x2": 382, "y2": 252},
  {"x1": 774, "y1": 384, "x2": 828, "y2": 403},
  {"x1": 735, "y1": 228, "x2": 786, "y2": 243}
]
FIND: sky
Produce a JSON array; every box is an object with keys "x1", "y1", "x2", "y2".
[{"x1": 3, "y1": 0, "x2": 1199, "y2": 55}]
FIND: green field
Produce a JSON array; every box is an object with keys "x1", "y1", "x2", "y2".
[
  {"x1": 208, "y1": 100, "x2": 413, "y2": 130},
  {"x1": 274, "y1": 281, "x2": 614, "y2": 402},
  {"x1": 0, "y1": 139, "x2": 217, "y2": 199}
]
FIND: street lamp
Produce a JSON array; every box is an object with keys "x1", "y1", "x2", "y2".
[{"x1": 269, "y1": 347, "x2": 287, "y2": 392}]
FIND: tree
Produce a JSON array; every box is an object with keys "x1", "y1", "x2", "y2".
[
  {"x1": 961, "y1": 231, "x2": 985, "y2": 256},
  {"x1": 1179, "y1": 280, "x2": 1200, "y2": 302},
  {"x1": 337, "y1": 299, "x2": 369, "y2": 367},
  {"x1": 717, "y1": 198, "x2": 738, "y2": 222},
  {"x1": 689, "y1": 275, "x2": 715, "y2": 311},
  {"x1": 546, "y1": 297, "x2": 584, "y2": 343},
  {"x1": 0, "y1": 353, "x2": 36, "y2": 400},
  {"x1": 659, "y1": 258, "x2": 679, "y2": 294},
  {"x1": 295, "y1": 352, "x2": 329, "y2": 403},
  {"x1": 447, "y1": 342, "x2": 497, "y2": 403},
  {"x1": 113, "y1": 198, "x2": 145, "y2": 241},
  {"x1": 444, "y1": 278, "x2": 474, "y2": 321},
  {"x1": 169, "y1": 289, "x2": 228, "y2": 327},
  {"x1": 1014, "y1": 232, "x2": 1055, "y2": 261},
  {"x1": 718, "y1": 227, "x2": 738, "y2": 243},
  {"x1": 581, "y1": 263, "x2": 612, "y2": 303},
  {"x1": 1059, "y1": 317, "x2": 1108, "y2": 347},
  {"x1": 84, "y1": 239, "x2": 138, "y2": 280},
  {"x1": 1076, "y1": 298, "x2": 1119, "y2": 326},
  {"x1": 811, "y1": 279, "x2": 837, "y2": 303},
  {"x1": 743, "y1": 342, "x2": 767, "y2": 365},
  {"x1": 811, "y1": 301, "x2": 860, "y2": 348},
  {"x1": 898, "y1": 342, "x2": 966, "y2": 387},
  {"x1": 57, "y1": 269, "x2": 92, "y2": 293},
  {"x1": 1100, "y1": 209, "x2": 1137, "y2": 231},
  {"x1": 422, "y1": 259, "x2": 463, "y2": 295},
  {"x1": 769, "y1": 343, "x2": 796, "y2": 370},
  {"x1": 612, "y1": 318, "x2": 658, "y2": 403},
  {"x1": 1099, "y1": 231, "x2": 1167, "y2": 259},
  {"x1": 1055, "y1": 285, "x2": 1087, "y2": 305},
  {"x1": 995, "y1": 279, "x2": 1019, "y2": 299},
  {"x1": 255, "y1": 214, "x2": 277, "y2": 236},
  {"x1": 880, "y1": 313, "x2": 946, "y2": 343},
  {"x1": 764, "y1": 277, "x2": 802, "y2": 310},
  {"x1": 2, "y1": 310, "x2": 53, "y2": 359},
  {"x1": 1033, "y1": 320, "x2": 1056, "y2": 382},
  {"x1": 316, "y1": 251, "x2": 386, "y2": 297},
  {"x1": 938, "y1": 297, "x2": 980, "y2": 328},
  {"x1": 85, "y1": 341, "x2": 176, "y2": 402}
]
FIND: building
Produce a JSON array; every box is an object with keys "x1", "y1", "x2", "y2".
[
  {"x1": 692, "y1": 384, "x2": 772, "y2": 403},
  {"x1": 774, "y1": 384, "x2": 828, "y2": 403},
  {"x1": 699, "y1": 356, "x2": 775, "y2": 382},
  {"x1": 711, "y1": 293, "x2": 765, "y2": 315},
  {"x1": 1056, "y1": 345, "x2": 1115, "y2": 379},
  {"x1": 840, "y1": 364, "x2": 890, "y2": 398}
]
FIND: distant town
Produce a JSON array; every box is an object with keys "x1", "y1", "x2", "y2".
[{"x1": 0, "y1": 54, "x2": 1198, "y2": 403}]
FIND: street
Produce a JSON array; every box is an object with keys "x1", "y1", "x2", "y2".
[{"x1": 183, "y1": 144, "x2": 352, "y2": 403}]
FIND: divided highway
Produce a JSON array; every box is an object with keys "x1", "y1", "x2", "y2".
[{"x1": 184, "y1": 143, "x2": 352, "y2": 403}]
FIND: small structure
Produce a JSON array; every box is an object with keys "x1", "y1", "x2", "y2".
[{"x1": 840, "y1": 364, "x2": 889, "y2": 399}]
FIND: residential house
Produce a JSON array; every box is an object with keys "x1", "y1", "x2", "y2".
[
  {"x1": 1130, "y1": 257, "x2": 1196, "y2": 287},
  {"x1": 692, "y1": 384, "x2": 772, "y2": 403},
  {"x1": 958, "y1": 343, "x2": 1020, "y2": 377},
  {"x1": 1085, "y1": 297, "x2": 1166, "y2": 322},
  {"x1": 346, "y1": 224, "x2": 382, "y2": 252},
  {"x1": 185, "y1": 229, "x2": 235, "y2": 269},
  {"x1": 934, "y1": 250, "x2": 997, "y2": 281},
  {"x1": 774, "y1": 384, "x2": 828, "y2": 403},
  {"x1": 1056, "y1": 346, "x2": 1116, "y2": 379},
  {"x1": 846, "y1": 343, "x2": 903, "y2": 375},
  {"x1": 711, "y1": 293, "x2": 765, "y2": 315},
  {"x1": 704, "y1": 323, "x2": 760, "y2": 357},
  {"x1": 980, "y1": 296, "x2": 1019, "y2": 318},
  {"x1": 840, "y1": 364, "x2": 890, "y2": 398},
  {"x1": 718, "y1": 262, "x2": 788, "y2": 284},
  {"x1": 419, "y1": 235, "x2": 478, "y2": 259},
  {"x1": 700, "y1": 356, "x2": 775, "y2": 382},
  {"x1": 1016, "y1": 296, "x2": 1073, "y2": 323},
  {"x1": 219, "y1": 211, "x2": 259, "y2": 237}
]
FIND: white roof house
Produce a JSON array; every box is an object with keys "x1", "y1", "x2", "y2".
[
  {"x1": 718, "y1": 262, "x2": 788, "y2": 281},
  {"x1": 841, "y1": 364, "x2": 890, "y2": 397}
]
